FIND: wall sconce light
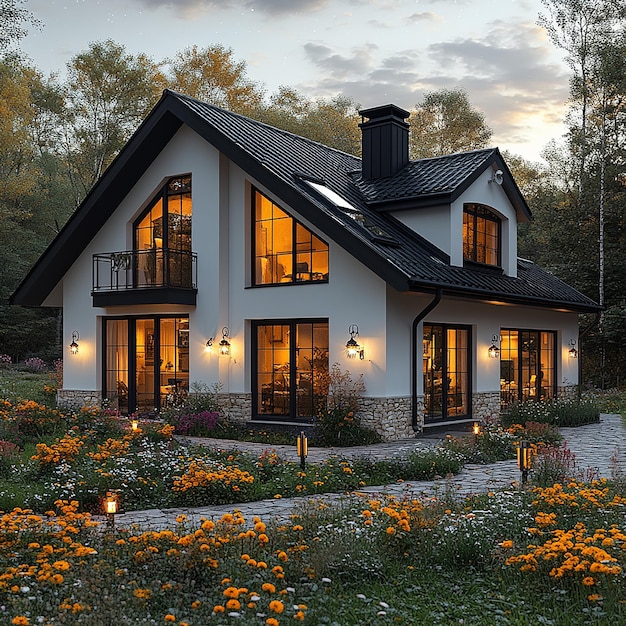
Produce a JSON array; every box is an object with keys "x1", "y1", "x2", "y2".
[
  {"x1": 346, "y1": 324, "x2": 364, "y2": 360},
  {"x1": 69, "y1": 331, "x2": 79, "y2": 355},
  {"x1": 296, "y1": 431, "x2": 308, "y2": 471},
  {"x1": 488, "y1": 334, "x2": 500, "y2": 358},
  {"x1": 516, "y1": 441, "x2": 532, "y2": 485},
  {"x1": 205, "y1": 337, "x2": 214, "y2": 353},
  {"x1": 568, "y1": 339, "x2": 578, "y2": 358},
  {"x1": 104, "y1": 491, "x2": 118, "y2": 529},
  {"x1": 219, "y1": 327, "x2": 231, "y2": 356}
]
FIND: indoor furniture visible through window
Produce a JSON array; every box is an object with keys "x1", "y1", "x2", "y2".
[{"x1": 253, "y1": 189, "x2": 329, "y2": 286}]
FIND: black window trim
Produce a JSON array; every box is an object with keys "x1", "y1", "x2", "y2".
[{"x1": 463, "y1": 202, "x2": 502, "y2": 269}]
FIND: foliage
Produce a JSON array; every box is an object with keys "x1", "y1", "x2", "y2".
[
  {"x1": 501, "y1": 398, "x2": 600, "y2": 427},
  {"x1": 0, "y1": 479, "x2": 625, "y2": 624},
  {"x1": 22, "y1": 356, "x2": 46, "y2": 372},
  {"x1": 314, "y1": 363, "x2": 381, "y2": 446},
  {"x1": 409, "y1": 88, "x2": 492, "y2": 159}
]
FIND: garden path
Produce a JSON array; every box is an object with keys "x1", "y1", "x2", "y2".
[{"x1": 103, "y1": 414, "x2": 626, "y2": 531}]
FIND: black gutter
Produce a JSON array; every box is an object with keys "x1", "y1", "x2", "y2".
[{"x1": 411, "y1": 288, "x2": 442, "y2": 431}]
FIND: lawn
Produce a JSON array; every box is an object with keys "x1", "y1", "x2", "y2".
[{"x1": 0, "y1": 366, "x2": 625, "y2": 625}]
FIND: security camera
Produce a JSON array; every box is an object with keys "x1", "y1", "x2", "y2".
[{"x1": 490, "y1": 169, "x2": 503, "y2": 185}]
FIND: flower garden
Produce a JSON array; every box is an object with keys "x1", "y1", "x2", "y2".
[{"x1": 0, "y1": 367, "x2": 625, "y2": 624}]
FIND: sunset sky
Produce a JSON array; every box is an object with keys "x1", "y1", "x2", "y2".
[{"x1": 19, "y1": 0, "x2": 572, "y2": 162}]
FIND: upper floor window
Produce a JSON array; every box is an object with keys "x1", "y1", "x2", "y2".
[
  {"x1": 253, "y1": 189, "x2": 328, "y2": 286},
  {"x1": 134, "y1": 175, "x2": 192, "y2": 287},
  {"x1": 463, "y1": 203, "x2": 500, "y2": 267}
]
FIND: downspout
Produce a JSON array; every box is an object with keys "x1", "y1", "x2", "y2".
[
  {"x1": 411, "y1": 288, "x2": 443, "y2": 431},
  {"x1": 577, "y1": 311, "x2": 601, "y2": 399}
]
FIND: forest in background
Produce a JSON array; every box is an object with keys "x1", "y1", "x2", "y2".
[{"x1": 1, "y1": 0, "x2": 626, "y2": 388}]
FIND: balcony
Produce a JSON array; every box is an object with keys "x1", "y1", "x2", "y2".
[{"x1": 92, "y1": 249, "x2": 197, "y2": 306}]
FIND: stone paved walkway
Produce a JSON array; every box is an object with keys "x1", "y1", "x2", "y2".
[{"x1": 105, "y1": 413, "x2": 626, "y2": 530}]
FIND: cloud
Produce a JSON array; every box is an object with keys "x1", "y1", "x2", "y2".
[
  {"x1": 407, "y1": 11, "x2": 443, "y2": 24},
  {"x1": 299, "y1": 16, "x2": 569, "y2": 160},
  {"x1": 132, "y1": 0, "x2": 329, "y2": 18}
]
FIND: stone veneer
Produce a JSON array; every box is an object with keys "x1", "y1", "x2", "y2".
[
  {"x1": 57, "y1": 389, "x2": 102, "y2": 411},
  {"x1": 217, "y1": 392, "x2": 252, "y2": 425},
  {"x1": 472, "y1": 391, "x2": 501, "y2": 423},
  {"x1": 357, "y1": 396, "x2": 415, "y2": 441},
  {"x1": 558, "y1": 385, "x2": 578, "y2": 401}
]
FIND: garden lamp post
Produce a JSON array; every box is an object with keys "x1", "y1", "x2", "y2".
[
  {"x1": 517, "y1": 441, "x2": 532, "y2": 485},
  {"x1": 105, "y1": 491, "x2": 118, "y2": 529},
  {"x1": 296, "y1": 431, "x2": 308, "y2": 471}
]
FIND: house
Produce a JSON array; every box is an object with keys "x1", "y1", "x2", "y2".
[{"x1": 11, "y1": 91, "x2": 601, "y2": 441}]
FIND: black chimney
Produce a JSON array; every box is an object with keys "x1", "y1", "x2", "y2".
[{"x1": 359, "y1": 104, "x2": 410, "y2": 179}]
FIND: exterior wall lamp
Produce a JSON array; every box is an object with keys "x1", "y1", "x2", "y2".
[
  {"x1": 69, "y1": 331, "x2": 80, "y2": 355},
  {"x1": 219, "y1": 327, "x2": 231, "y2": 356},
  {"x1": 205, "y1": 337, "x2": 213, "y2": 353},
  {"x1": 346, "y1": 324, "x2": 364, "y2": 360},
  {"x1": 568, "y1": 339, "x2": 578, "y2": 358},
  {"x1": 488, "y1": 334, "x2": 500, "y2": 358}
]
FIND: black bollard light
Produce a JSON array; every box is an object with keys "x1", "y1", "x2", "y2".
[
  {"x1": 516, "y1": 440, "x2": 532, "y2": 485},
  {"x1": 296, "y1": 431, "x2": 308, "y2": 471}
]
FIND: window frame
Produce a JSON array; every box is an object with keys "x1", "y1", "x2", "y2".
[
  {"x1": 463, "y1": 203, "x2": 501, "y2": 268},
  {"x1": 251, "y1": 318, "x2": 329, "y2": 422},
  {"x1": 252, "y1": 188, "x2": 329, "y2": 287},
  {"x1": 423, "y1": 323, "x2": 472, "y2": 423}
]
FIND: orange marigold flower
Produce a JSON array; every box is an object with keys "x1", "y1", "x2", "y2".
[
  {"x1": 500, "y1": 540, "x2": 514, "y2": 549},
  {"x1": 269, "y1": 600, "x2": 284, "y2": 613},
  {"x1": 213, "y1": 605, "x2": 225, "y2": 613},
  {"x1": 266, "y1": 619, "x2": 279, "y2": 626},
  {"x1": 164, "y1": 616, "x2": 176, "y2": 623},
  {"x1": 225, "y1": 599, "x2": 241, "y2": 610},
  {"x1": 582, "y1": 577, "x2": 595, "y2": 586},
  {"x1": 12, "y1": 618, "x2": 29, "y2": 626},
  {"x1": 262, "y1": 582, "x2": 276, "y2": 593}
]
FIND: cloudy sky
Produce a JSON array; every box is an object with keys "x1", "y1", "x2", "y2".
[{"x1": 19, "y1": 0, "x2": 572, "y2": 162}]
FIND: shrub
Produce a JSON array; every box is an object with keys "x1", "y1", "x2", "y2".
[
  {"x1": 0, "y1": 354, "x2": 12, "y2": 367},
  {"x1": 501, "y1": 398, "x2": 600, "y2": 428},
  {"x1": 0, "y1": 439, "x2": 20, "y2": 477},
  {"x1": 23, "y1": 356, "x2": 48, "y2": 372},
  {"x1": 174, "y1": 410, "x2": 220, "y2": 436}
]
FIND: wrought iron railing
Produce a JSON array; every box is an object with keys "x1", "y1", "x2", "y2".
[{"x1": 92, "y1": 249, "x2": 197, "y2": 292}]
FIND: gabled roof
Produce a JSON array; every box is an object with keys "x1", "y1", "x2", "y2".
[{"x1": 11, "y1": 90, "x2": 600, "y2": 313}]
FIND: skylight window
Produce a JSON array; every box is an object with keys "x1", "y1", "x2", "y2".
[{"x1": 304, "y1": 180, "x2": 398, "y2": 245}]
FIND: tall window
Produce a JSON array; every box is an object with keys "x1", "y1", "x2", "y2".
[
  {"x1": 463, "y1": 203, "x2": 500, "y2": 267},
  {"x1": 134, "y1": 175, "x2": 192, "y2": 287},
  {"x1": 253, "y1": 189, "x2": 328, "y2": 285},
  {"x1": 104, "y1": 316, "x2": 189, "y2": 413},
  {"x1": 500, "y1": 329, "x2": 555, "y2": 407},
  {"x1": 423, "y1": 324, "x2": 470, "y2": 422},
  {"x1": 253, "y1": 320, "x2": 328, "y2": 420}
]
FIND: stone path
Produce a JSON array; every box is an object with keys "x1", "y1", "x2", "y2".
[{"x1": 104, "y1": 414, "x2": 626, "y2": 530}]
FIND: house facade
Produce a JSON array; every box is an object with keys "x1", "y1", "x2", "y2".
[{"x1": 11, "y1": 91, "x2": 600, "y2": 441}]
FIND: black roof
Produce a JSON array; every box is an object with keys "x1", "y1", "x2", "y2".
[{"x1": 11, "y1": 90, "x2": 600, "y2": 312}]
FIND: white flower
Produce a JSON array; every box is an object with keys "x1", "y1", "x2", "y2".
[
  {"x1": 356, "y1": 594, "x2": 367, "y2": 600},
  {"x1": 321, "y1": 577, "x2": 331, "y2": 583},
  {"x1": 379, "y1": 601, "x2": 389, "y2": 609},
  {"x1": 20, "y1": 586, "x2": 30, "y2": 593}
]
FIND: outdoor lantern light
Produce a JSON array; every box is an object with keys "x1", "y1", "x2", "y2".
[
  {"x1": 346, "y1": 324, "x2": 364, "y2": 360},
  {"x1": 131, "y1": 419, "x2": 139, "y2": 432},
  {"x1": 105, "y1": 491, "x2": 118, "y2": 529},
  {"x1": 69, "y1": 331, "x2": 79, "y2": 355},
  {"x1": 472, "y1": 422, "x2": 481, "y2": 437},
  {"x1": 296, "y1": 431, "x2": 308, "y2": 471},
  {"x1": 219, "y1": 327, "x2": 231, "y2": 356},
  {"x1": 568, "y1": 339, "x2": 578, "y2": 358},
  {"x1": 488, "y1": 334, "x2": 500, "y2": 358},
  {"x1": 205, "y1": 337, "x2": 214, "y2": 353},
  {"x1": 516, "y1": 441, "x2": 532, "y2": 485}
]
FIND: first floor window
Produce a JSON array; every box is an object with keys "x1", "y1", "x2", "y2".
[
  {"x1": 423, "y1": 324, "x2": 470, "y2": 422},
  {"x1": 253, "y1": 319, "x2": 328, "y2": 420},
  {"x1": 104, "y1": 316, "x2": 189, "y2": 413},
  {"x1": 500, "y1": 329, "x2": 556, "y2": 407}
]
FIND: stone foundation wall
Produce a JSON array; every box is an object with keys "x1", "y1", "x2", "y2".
[
  {"x1": 357, "y1": 396, "x2": 414, "y2": 441},
  {"x1": 57, "y1": 389, "x2": 102, "y2": 411},
  {"x1": 558, "y1": 385, "x2": 578, "y2": 401},
  {"x1": 472, "y1": 392, "x2": 501, "y2": 423},
  {"x1": 217, "y1": 392, "x2": 252, "y2": 425}
]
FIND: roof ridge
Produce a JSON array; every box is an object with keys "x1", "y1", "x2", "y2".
[{"x1": 167, "y1": 89, "x2": 363, "y2": 163}]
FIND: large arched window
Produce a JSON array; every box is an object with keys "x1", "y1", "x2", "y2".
[{"x1": 463, "y1": 203, "x2": 500, "y2": 267}]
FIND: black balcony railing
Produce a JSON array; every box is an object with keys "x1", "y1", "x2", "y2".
[{"x1": 93, "y1": 249, "x2": 197, "y2": 292}]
